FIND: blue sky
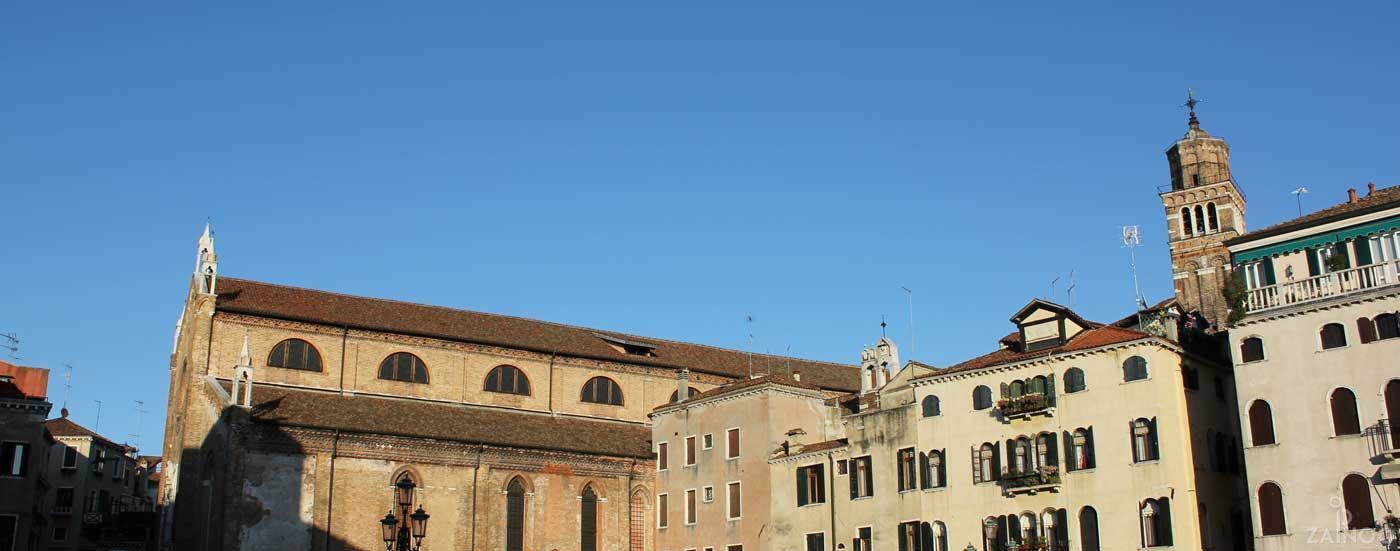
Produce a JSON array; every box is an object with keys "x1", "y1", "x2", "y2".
[{"x1": 2, "y1": 1, "x2": 1397, "y2": 454}]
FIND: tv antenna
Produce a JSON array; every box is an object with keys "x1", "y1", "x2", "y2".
[
  {"x1": 62, "y1": 364, "x2": 74, "y2": 410},
  {"x1": 1291, "y1": 187, "x2": 1310, "y2": 217},
  {"x1": 94, "y1": 400, "x2": 103, "y2": 432},
  {"x1": 131, "y1": 400, "x2": 147, "y2": 453},
  {"x1": 899, "y1": 286, "x2": 915, "y2": 361},
  {"x1": 1, "y1": 333, "x2": 18, "y2": 360},
  {"x1": 1050, "y1": 276, "x2": 1061, "y2": 301},
  {"x1": 1066, "y1": 269, "x2": 1078, "y2": 307},
  {"x1": 745, "y1": 314, "x2": 755, "y2": 379},
  {"x1": 1122, "y1": 226, "x2": 1148, "y2": 311}
]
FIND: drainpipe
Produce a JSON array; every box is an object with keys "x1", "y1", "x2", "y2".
[
  {"x1": 323, "y1": 429, "x2": 340, "y2": 551},
  {"x1": 828, "y1": 454, "x2": 838, "y2": 548}
]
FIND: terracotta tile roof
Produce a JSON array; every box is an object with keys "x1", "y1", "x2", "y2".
[
  {"x1": 241, "y1": 383, "x2": 654, "y2": 459},
  {"x1": 656, "y1": 373, "x2": 822, "y2": 411},
  {"x1": 215, "y1": 278, "x2": 859, "y2": 393},
  {"x1": 45, "y1": 416, "x2": 129, "y2": 451},
  {"x1": 918, "y1": 324, "x2": 1152, "y2": 379},
  {"x1": 1228, "y1": 184, "x2": 1400, "y2": 244},
  {"x1": 798, "y1": 438, "x2": 848, "y2": 454}
]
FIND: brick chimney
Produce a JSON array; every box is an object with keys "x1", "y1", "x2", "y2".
[
  {"x1": 1368, "y1": 182, "x2": 1376, "y2": 196},
  {"x1": 1348, "y1": 188, "x2": 1358, "y2": 204}
]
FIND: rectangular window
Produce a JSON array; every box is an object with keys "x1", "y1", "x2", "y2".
[
  {"x1": 796, "y1": 464, "x2": 826, "y2": 506},
  {"x1": 658, "y1": 442, "x2": 668, "y2": 471},
  {"x1": 727, "y1": 546, "x2": 743, "y2": 551},
  {"x1": 703, "y1": 434, "x2": 713, "y2": 450},
  {"x1": 854, "y1": 526, "x2": 872, "y2": 551},
  {"x1": 685, "y1": 489, "x2": 697, "y2": 525},
  {"x1": 726, "y1": 428, "x2": 740, "y2": 459},
  {"x1": 0, "y1": 442, "x2": 26, "y2": 477},
  {"x1": 850, "y1": 456, "x2": 874, "y2": 498},
  {"x1": 55, "y1": 487, "x2": 74, "y2": 508},
  {"x1": 896, "y1": 448, "x2": 916, "y2": 491},
  {"x1": 900, "y1": 521, "x2": 920, "y2": 550},
  {"x1": 0, "y1": 516, "x2": 14, "y2": 551},
  {"x1": 657, "y1": 493, "x2": 668, "y2": 528},
  {"x1": 53, "y1": 526, "x2": 68, "y2": 542},
  {"x1": 726, "y1": 482, "x2": 741, "y2": 520},
  {"x1": 62, "y1": 446, "x2": 77, "y2": 469},
  {"x1": 836, "y1": 459, "x2": 848, "y2": 475},
  {"x1": 703, "y1": 486, "x2": 714, "y2": 503},
  {"x1": 686, "y1": 436, "x2": 697, "y2": 466},
  {"x1": 806, "y1": 532, "x2": 825, "y2": 551}
]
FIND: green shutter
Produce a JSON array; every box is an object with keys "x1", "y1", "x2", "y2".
[
  {"x1": 1335, "y1": 242, "x2": 1352, "y2": 269},
  {"x1": 1355, "y1": 239, "x2": 1374, "y2": 266},
  {"x1": 849, "y1": 460, "x2": 858, "y2": 500},
  {"x1": 796, "y1": 467, "x2": 808, "y2": 506},
  {"x1": 1262, "y1": 260, "x2": 1277, "y2": 285},
  {"x1": 1307, "y1": 248, "x2": 1321, "y2": 277}
]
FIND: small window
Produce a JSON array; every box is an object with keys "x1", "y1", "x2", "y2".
[
  {"x1": 1182, "y1": 365, "x2": 1200, "y2": 390},
  {"x1": 1375, "y1": 314, "x2": 1400, "y2": 340},
  {"x1": 849, "y1": 456, "x2": 873, "y2": 498},
  {"x1": 920, "y1": 395, "x2": 940, "y2": 417},
  {"x1": 726, "y1": 428, "x2": 740, "y2": 459},
  {"x1": 1064, "y1": 367, "x2": 1086, "y2": 393},
  {"x1": 806, "y1": 533, "x2": 825, "y2": 551},
  {"x1": 1132, "y1": 418, "x2": 1159, "y2": 462},
  {"x1": 657, "y1": 442, "x2": 668, "y2": 471},
  {"x1": 1249, "y1": 400, "x2": 1276, "y2": 446},
  {"x1": 835, "y1": 459, "x2": 848, "y2": 475},
  {"x1": 267, "y1": 338, "x2": 323, "y2": 371},
  {"x1": 61, "y1": 446, "x2": 77, "y2": 469},
  {"x1": 702, "y1": 434, "x2": 713, "y2": 450},
  {"x1": 1320, "y1": 323, "x2": 1347, "y2": 350},
  {"x1": 53, "y1": 526, "x2": 68, "y2": 542},
  {"x1": 580, "y1": 377, "x2": 624, "y2": 405},
  {"x1": 1123, "y1": 356, "x2": 1149, "y2": 382},
  {"x1": 1240, "y1": 337, "x2": 1264, "y2": 362},
  {"x1": 702, "y1": 486, "x2": 714, "y2": 503},
  {"x1": 1330, "y1": 388, "x2": 1361, "y2": 436},
  {"x1": 895, "y1": 448, "x2": 917, "y2": 492},
  {"x1": 484, "y1": 365, "x2": 531, "y2": 395},
  {"x1": 378, "y1": 352, "x2": 428, "y2": 383},
  {"x1": 972, "y1": 385, "x2": 993, "y2": 410},
  {"x1": 1258, "y1": 482, "x2": 1286, "y2": 536},
  {"x1": 685, "y1": 436, "x2": 696, "y2": 466},
  {"x1": 684, "y1": 488, "x2": 697, "y2": 525},
  {"x1": 657, "y1": 493, "x2": 668, "y2": 528},
  {"x1": 1207, "y1": 203, "x2": 1219, "y2": 232},
  {"x1": 726, "y1": 482, "x2": 741, "y2": 519},
  {"x1": 1, "y1": 442, "x2": 28, "y2": 476},
  {"x1": 1181, "y1": 207, "x2": 1194, "y2": 236},
  {"x1": 796, "y1": 464, "x2": 825, "y2": 506}
]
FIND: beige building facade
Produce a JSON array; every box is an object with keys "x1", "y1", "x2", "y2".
[
  {"x1": 43, "y1": 415, "x2": 156, "y2": 551},
  {"x1": 1226, "y1": 184, "x2": 1400, "y2": 550}
]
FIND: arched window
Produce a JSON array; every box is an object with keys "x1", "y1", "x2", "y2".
[
  {"x1": 1181, "y1": 207, "x2": 1194, "y2": 236},
  {"x1": 484, "y1": 365, "x2": 531, "y2": 395},
  {"x1": 1123, "y1": 356, "x2": 1149, "y2": 382},
  {"x1": 1342, "y1": 474, "x2": 1375, "y2": 529},
  {"x1": 581, "y1": 377, "x2": 624, "y2": 406},
  {"x1": 975, "y1": 443, "x2": 998, "y2": 483},
  {"x1": 1140, "y1": 497, "x2": 1173, "y2": 547},
  {"x1": 1376, "y1": 313, "x2": 1400, "y2": 340},
  {"x1": 1258, "y1": 482, "x2": 1286, "y2": 536},
  {"x1": 1036, "y1": 432, "x2": 1057, "y2": 468},
  {"x1": 1067, "y1": 428, "x2": 1095, "y2": 470},
  {"x1": 580, "y1": 485, "x2": 599, "y2": 551},
  {"x1": 921, "y1": 395, "x2": 940, "y2": 417},
  {"x1": 506, "y1": 477, "x2": 526, "y2": 551},
  {"x1": 1240, "y1": 337, "x2": 1264, "y2": 362},
  {"x1": 1195, "y1": 205, "x2": 1206, "y2": 234},
  {"x1": 1009, "y1": 380, "x2": 1025, "y2": 398},
  {"x1": 267, "y1": 338, "x2": 323, "y2": 371},
  {"x1": 378, "y1": 352, "x2": 428, "y2": 383},
  {"x1": 973, "y1": 385, "x2": 993, "y2": 410},
  {"x1": 1330, "y1": 388, "x2": 1361, "y2": 436},
  {"x1": 629, "y1": 490, "x2": 647, "y2": 551},
  {"x1": 924, "y1": 449, "x2": 945, "y2": 488},
  {"x1": 1207, "y1": 203, "x2": 1219, "y2": 231},
  {"x1": 1248, "y1": 400, "x2": 1276, "y2": 446},
  {"x1": 1079, "y1": 506, "x2": 1100, "y2": 551},
  {"x1": 1387, "y1": 380, "x2": 1400, "y2": 450},
  {"x1": 1013, "y1": 437, "x2": 1033, "y2": 474},
  {"x1": 931, "y1": 521, "x2": 948, "y2": 551},
  {"x1": 668, "y1": 387, "x2": 697, "y2": 403},
  {"x1": 1064, "y1": 368, "x2": 1086, "y2": 393},
  {"x1": 1320, "y1": 323, "x2": 1348, "y2": 349},
  {"x1": 1029, "y1": 375, "x2": 1047, "y2": 396},
  {"x1": 1132, "y1": 418, "x2": 1159, "y2": 462}
]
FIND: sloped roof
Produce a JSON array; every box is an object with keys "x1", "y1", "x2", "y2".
[
  {"x1": 215, "y1": 278, "x2": 859, "y2": 393},
  {"x1": 1228, "y1": 184, "x2": 1400, "y2": 245},
  {"x1": 917, "y1": 324, "x2": 1152, "y2": 379},
  {"x1": 241, "y1": 383, "x2": 653, "y2": 459},
  {"x1": 655, "y1": 373, "x2": 822, "y2": 411},
  {"x1": 45, "y1": 416, "x2": 129, "y2": 451}
]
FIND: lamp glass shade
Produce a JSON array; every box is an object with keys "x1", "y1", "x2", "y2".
[
  {"x1": 395, "y1": 478, "x2": 416, "y2": 509},
  {"x1": 983, "y1": 519, "x2": 999, "y2": 539},
  {"x1": 379, "y1": 513, "x2": 397, "y2": 543},
  {"x1": 410, "y1": 507, "x2": 430, "y2": 539}
]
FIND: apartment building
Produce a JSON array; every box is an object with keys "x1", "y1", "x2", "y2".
[
  {"x1": 44, "y1": 413, "x2": 155, "y2": 550},
  {"x1": 0, "y1": 361, "x2": 54, "y2": 551}
]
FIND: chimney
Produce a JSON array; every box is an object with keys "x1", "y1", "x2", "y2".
[
  {"x1": 1348, "y1": 188, "x2": 1358, "y2": 204},
  {"x1": 792, "y1": 371, "x2": 801, "y2": 382},
  {"x1": 1368, "y1": 182, "x2": 1376, "y2": 196},
  {"x1": 675, "y1": 368, "x2": 690, "y2": 403}
]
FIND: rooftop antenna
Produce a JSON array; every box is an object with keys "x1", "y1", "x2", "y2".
[
  {"x1": 93, "y1": 400, "x2": 103, "y2": 432},
  {"x1": 745, "y1": 314, "x2": 754, "y2": 379},
  {"x1": 1050, "y1": 276, "x2": 1061, "y2": 301},
  {"x1": 1, "y1": 333, "x2": 18, "y2": 360},
  {"x1": 1122, "y1": 225, "x2": 1148, "y2": 311},
  {"x1": 1066, "y1": 269, "x2": 1078, "y2": 308},
  {"x1": 899, "y1": 286, "x2": 915, "y2": 360},
  {"x1": 61, "y1": 364, "x2": 74, "y2": 410},
  {"x1": 131, "y1": 400, "x2": 147, "y2": 454},
  {"x1": 1291, "y1": 187, "x2": 1310, "y2": 217},
  {"x1": 784, "y1": 345, "x2": 792, "y2": 377}
]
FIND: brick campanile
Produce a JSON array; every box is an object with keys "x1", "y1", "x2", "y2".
[{"x1": 1159, "y1": 92, "x2": 1246, "y2": 328}]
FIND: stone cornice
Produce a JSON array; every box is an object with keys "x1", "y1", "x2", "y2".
[{"x1": 910, "y1": 338, "x2": 1179, "y2": 386}]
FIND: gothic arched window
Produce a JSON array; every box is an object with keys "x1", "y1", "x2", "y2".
[
  {"x1": 1195, "y1": 205, "x2": 1206, "y2": 233},
  {"x1": 629, "y1": 490, "x2": 647, "y2": 551},
  {"x1": 921, "y1": 395, "x2": 940, "y2": 417},
  {"x1": 484, "y1": 365, "x2": 531, "y2": 395},
  {"x1": 972, "y1": 385, "x2": 993, "y2": 410},
  {"x1": 581, "y1": 377, "x2": 624, "y2": 406},
  {"x1": 1258, "y1": 482, "x2": 1286, "y2": 536},
  {"x1": 1330, "y1": 388, "x2": 1362, "y2": 436},
  {"x1": 267, "y1": 338, "x2": 323, "y2": 371},
  {"x1": 580, "y1": 485, "x2": 599, "y2": 551},
  {"x1": 1207, "y1": 203, "x2": 1219, "y2": 231},
  {"x1": 1248, "y1": 400, "x2": 1276, "y2": 446},
  {"x1": 1064, "y1": 367, "x2": 1086, "y2": 393},
  {"x1": 506, "y1": 477, "x2": 526, "y2": 551},
  {"x1": 379, "y1": 352, "x2": 428, "y2": 383},
  {"x1": 1181, "y1": 208, "x2": 1194, "y2": 236}
]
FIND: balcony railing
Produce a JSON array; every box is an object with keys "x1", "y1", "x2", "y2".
[
  {"x1": 998, "y1": 537, "x2": 1072, "y2": 551},
  {"x1": 1000, "y1": 466, "x2": 1061, "y2": 495},
  {"x1": 51, "y1": 504, "x2": 73, "y2": 515},
  {"x1": 1246, "y1": 260, "x2": 1400, "y2": 314},
  {"x1": 998, "y1": 394, "x2": 1054, "y2": 419},
  {"x1": 1364, "y1": 419, "x2": 1399, "y2": 460}
]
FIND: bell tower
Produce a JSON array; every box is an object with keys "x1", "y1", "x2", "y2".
[
  {"x1": 1159, "y1": 91, "x2": 1246, "y2": 328},
  {"x1": 195, "y1": 222, "x2": 218, "y2": 295}
]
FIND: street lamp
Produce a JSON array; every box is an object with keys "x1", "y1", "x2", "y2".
[
  {"x1": 982, "y1": 518, "x2": 999, "y2": 551},
  {"x1": 380, "y1": 477, "x2": 430, "y2": 551}
]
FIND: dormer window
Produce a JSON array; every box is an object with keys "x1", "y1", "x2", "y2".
[
  {"x1": 594, "y1": 333, "x2": 658, "y2": 357},
  {"x1": 1009, "y1": 300, "x2": 1088, "y2": 353}
]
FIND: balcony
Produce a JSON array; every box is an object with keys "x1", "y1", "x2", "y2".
[
  {"x1": 998, "y1": 394, "x2": 1054, "y2": 420},
  {"x1": 51, "y1": 504, "x2": 73, "y2": 515},
  {"x1": 1245, "y1": 260, "x2": 1400, "y2": 314},
  {"x1": 1000, "y1": 466, "x2": 1060, "y2": 495},
  {"x1": 1365, "y1": 419, "x2": 1399, "y2": 460},
  {"x1": 998, "y1": 537, "x2": 1072, "y2": 551}
]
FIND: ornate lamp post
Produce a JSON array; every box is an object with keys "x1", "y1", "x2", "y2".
[
  {"x1": 380, "y1": 477, "x2": 430, "y2": 551},
  {"x1": 983, "y1": 518, "x2": 1000, "y2": 551}
]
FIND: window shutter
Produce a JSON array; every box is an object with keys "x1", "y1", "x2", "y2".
[
  {"x1": 1335, "y1": 242, "x2": 1352, "y2": 269},
  {"x1": 1046, "y1": 376, "x2": 1056, "y2": 406},
  {"x1": 1000, "y1": 382, "x2": 1010, "y2": 399},
  {"x1": 863, "y1": 459, "x2": 873, "y2": 497},
  {"x1": 1045, "y1": 435, "x2": 1059, "y2": 468},
  {"x1": 918, "y1": 452, "x2": 928, "y2": 489},
  {"x1": 1159, "y1": 498, "x2": 1174, "y2": 546},
  {"x1": 991, "y1": 442, "x2": 1001, "y2": 480},
  {"x1": 1355, "y1": 240, "x2": 1374, "y2": 266},
  {"x1": 815, "y1": 465, "x2": 825, "y2": 503},
  {"x1": 1062, "y1": 432, "x2": 1075, "y2": 471},
  {"x1": 971, "y1": 446, "x2": 982, "y2": 483},
  {"x1": 1358, "y1": 318, "x2": 1378, "y2": 344},
  {"x1": 797, "y1": 467, "x2": 809, "y2": 506},
  {"x1": 1150, "y1": 418, "x2": 1161, "y2": 460},
  {"x1": 1130, "y1": 420, "x2": 1140, "y2": 462},
  {"x1": 850, "y1": 460, "x2": 859, "y2": 499},
  {"x1": 898, "y1": 524, "x2": 909, "y2": 551},
  {"x1": 920, "y1": 522, "x2": 935, "y2": 551},
  {"x1": 896, "y1": 454, "x2": 906, "y2": 491},
  {"x1": 1307, "y1": 248, "x2": 1321, "y2": 277},
  {"x1": 1262, "y1": 260, "x2": 1277, "y2": 285}
]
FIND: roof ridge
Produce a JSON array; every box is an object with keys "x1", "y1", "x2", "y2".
[{"x1": 218, "y1": 276, "x2": 853, "y2": 369}]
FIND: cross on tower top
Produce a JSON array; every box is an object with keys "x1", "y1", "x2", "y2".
[{"x1": 1184, "y1": 89, "x2": 1201, "y2": 129}]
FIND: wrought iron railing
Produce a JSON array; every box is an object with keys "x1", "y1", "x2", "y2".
[
  {"x1": 998, "y1": 394, "x2": 1052, "y2": 417},
  {"x1": 993, "y1": 537, "x2": 1072, "y2": 551},
  {"x1": 1246, "y1": 261, "x2": 1400, "y2": 313},
  {"x1": 1000, "y1": 466, "x2": 1061, "y2": 490},
  {"x1": 1364, "y1": 419, "x2": 1398, "y2": 458}
]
